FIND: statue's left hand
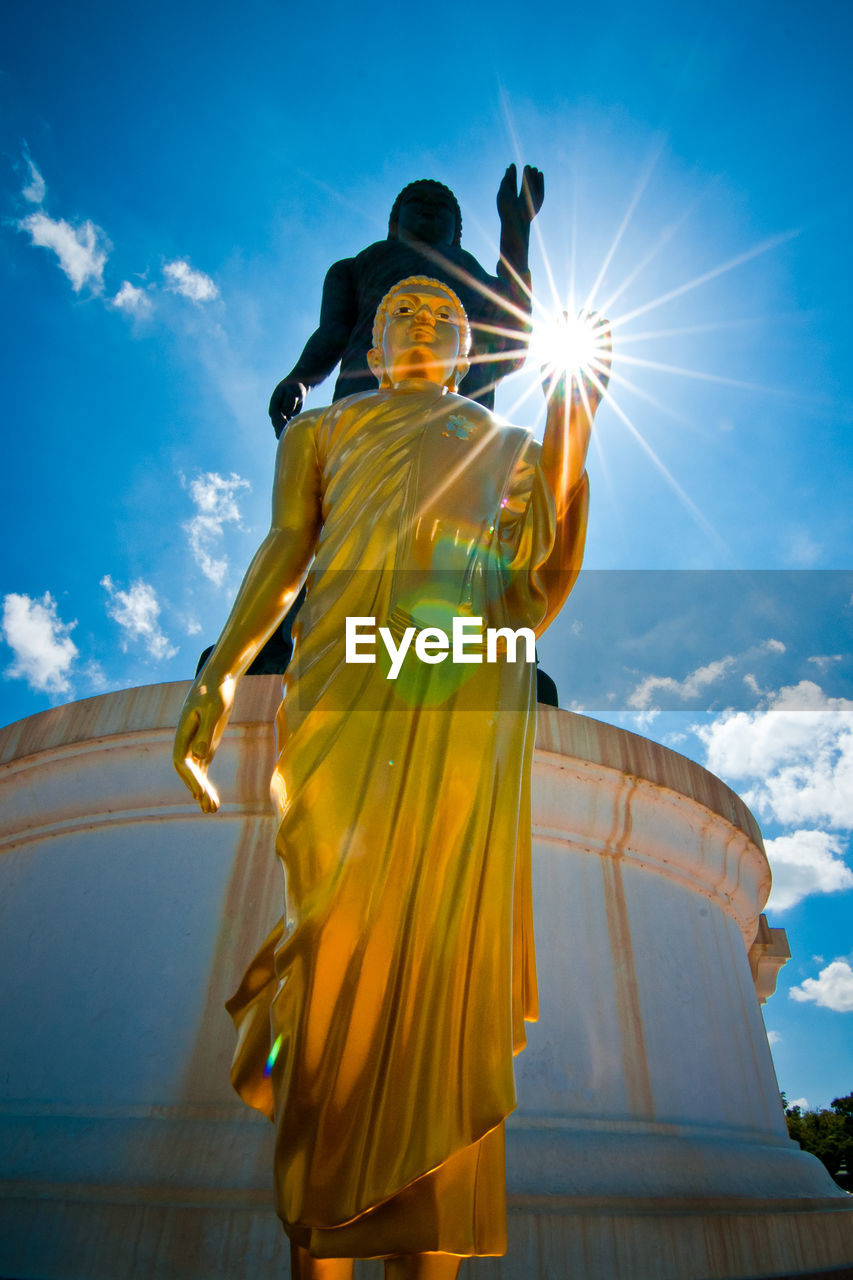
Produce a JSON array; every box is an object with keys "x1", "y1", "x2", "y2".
[
  {"x1": 497, "y1": 164, "x2": 545, "y2": 229},
  {"x1": 269, "y1": 379, "x2": 307, "y2": 438},
  {"x1": 173, "y1": 680, "x2": 234, "y2": 814}
]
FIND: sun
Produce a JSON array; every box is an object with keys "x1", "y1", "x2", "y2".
[{"x1": 531, "y1": 309, "x2": 613, "y2": 388}]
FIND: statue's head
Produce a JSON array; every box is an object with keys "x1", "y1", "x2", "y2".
[
  {"x1": 388, "y1": 180, "x2": 462, "y2": 248},
  {"x1": 368, "y1": 276, "x2": 471, "y2": 391}
]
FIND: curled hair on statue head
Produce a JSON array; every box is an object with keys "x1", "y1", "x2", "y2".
[
  {"x1": 368, "y1": 275, "x2": 472, "y2": 389},
  {"x1": 387, "y1": 180, "x2": 463, "y2": 247}
]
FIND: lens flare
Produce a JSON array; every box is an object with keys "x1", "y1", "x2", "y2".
[{"x1": 265, "y1": 1032, "x2": 283, "y2": 1077}]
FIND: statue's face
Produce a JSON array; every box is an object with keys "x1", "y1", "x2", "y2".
[
  {"x1": 378, "y1": 284, "x2": 467, "y2": 388},
  {"x1": 396, "y1": 189, "x2": 457, "y2": 247}
]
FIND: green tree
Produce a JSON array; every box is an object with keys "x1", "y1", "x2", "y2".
[
  {"x1": 784, "y1": 1092, "x2": 853, "y2": 1186},
  {"x1": 831, "y1": 1092, "x2": 853, "y2": 1123}
]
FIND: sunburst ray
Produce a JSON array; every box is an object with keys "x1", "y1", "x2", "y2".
[{"x1": 613, "y1": 230, "x2": 798, "y2": 330}]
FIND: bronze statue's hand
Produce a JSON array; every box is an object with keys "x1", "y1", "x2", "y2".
[
  {"x1": 173, "y1": 680, "x2": 235, "y2": 814},
  {"x1": 497, "y1": 164, "x2": 545, "y2": 230},
  {"x1": 269, "y1": 380, "x2": 306, "y2": 438}
]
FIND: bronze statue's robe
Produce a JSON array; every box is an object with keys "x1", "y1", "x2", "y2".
[{"x1": 226, "y1": 385, "x2": 588, "y2": 1256}]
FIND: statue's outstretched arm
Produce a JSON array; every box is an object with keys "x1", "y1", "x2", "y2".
[
  {"x1": 496, "y1": 164, "x2": 544, "y2": 287},
  {"x1": 174, "y1": 417, "x2": 322, "y2": 812},
  {"x1": 269, "y1": 259, "x2": 358, "y2": 435},
  {"x1": 537, "y1": 320, "x2": 612, "y2": 631},
  {"x1": 483, "y1": 165, "x2": 544, "y2": 383}
]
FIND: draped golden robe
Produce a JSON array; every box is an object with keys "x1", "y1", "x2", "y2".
[{"x1": 225, "y1": 384, "x2": 588, "y2": 1257}]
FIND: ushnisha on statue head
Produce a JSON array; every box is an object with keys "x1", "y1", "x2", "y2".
[{"x1": 367, "y1": 276, "x2": 472, "y2": 394}]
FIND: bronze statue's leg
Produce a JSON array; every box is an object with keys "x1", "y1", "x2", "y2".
[
  {"x1": 289, "y1": 1242, "x2": 354, "y2": 1280},
  {"x1": 383, "y1": 1254, "x2": 462, "y2": 1280}
]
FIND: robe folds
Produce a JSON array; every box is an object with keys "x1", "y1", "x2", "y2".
[{"x1": 225, "y1": 384, "x2": 588, "y2": 1256}]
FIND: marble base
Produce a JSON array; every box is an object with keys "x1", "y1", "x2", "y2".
[{"x1": 1, "y1": 681, "x2": 850, "y2": 1279}]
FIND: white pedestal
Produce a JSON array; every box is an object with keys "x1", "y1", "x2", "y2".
[{"x1": 0, "y1": 681, "x2": 850, "y2": 1279}]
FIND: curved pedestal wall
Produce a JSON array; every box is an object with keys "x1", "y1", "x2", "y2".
[{"x1": 0, "y1": 680, "x2": 850, "y2": 1279}]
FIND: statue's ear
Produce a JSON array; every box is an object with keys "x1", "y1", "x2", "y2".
[
  {"x1": 367, "y1": 348, "x2": 390, "y2": 388},
  {"x1": 446, "y1": 356, "x2": 470, "y2": 391}
]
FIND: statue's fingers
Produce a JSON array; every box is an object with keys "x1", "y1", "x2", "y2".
[
  {"x1": 584, "y1": 311, "x2": 613, "y2": 365},
  {"x1": 174, "y1": 752, "x2": 204, "y2": 804},
  {"x1": 181, "y1": 754, "x2": 221, "y2": 815},
  {"x1": 174, "y1": 752, "x2": 194, "y2": 788},
  {"x1": 173, "y1": 707, "x2": 200, "y2": 767},
  {"x1": 588, "y1": 355, "x2": 612, "y2": 395},
  {"x1": 201, "y1": 785, "x2": 221, "y2": 815},
  {"x1": 497, "y1": 163, "x2": 517, "y2": 198},
  {"x1": 269, "y1": 380, "x2": 293, "y2": 425},
  {"x1": 523, "y1": 166, "x2": 545, "y2": 213},
  {"x1": 191, "y1": 702, "x2": 222, "y2": 761}
]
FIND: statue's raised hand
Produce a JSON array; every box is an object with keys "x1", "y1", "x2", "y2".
[
  {"x1": 496, "y1": 164, "x2": 545, "y2": 231},
  {"x1": 173, "y1": 678, "x2": 235, "y2": 814},
  {"x1": 269, "y1": 379, "x2": 307, "y2": 438},
  {"x1": 541, "y1": 311, "x2": 612, "y2": 415}
]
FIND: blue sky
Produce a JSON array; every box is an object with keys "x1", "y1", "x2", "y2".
[{"x1": 2, "y1": 0, "x2": 851, "y2": 1109}]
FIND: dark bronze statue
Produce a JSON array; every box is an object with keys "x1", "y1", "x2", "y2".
[
  {"x1": 198, "y1": 168, "x2": 557, "y2": 694},
  {"x1": 269, "y1": 166, "x2": 545, "y2": 433}
]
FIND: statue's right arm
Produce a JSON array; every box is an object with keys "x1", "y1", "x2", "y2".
[
  {"x1": 536, "y1": 320, "x2": 611, "y2": 631},
  {"x1": 173, "y1": 416, "x2": 322, "y2": 813},
  {"x1": 269, "y1": 258, "x2": 358, "y2": 436}
]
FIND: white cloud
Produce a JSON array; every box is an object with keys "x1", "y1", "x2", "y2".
[
  {"x1": 101, "y1": 577, "x2": 177, "y2": 660},
  {"x1": 786, "y1": 530, "x2": 821, "y2": 567},
  {"x1": 22, "y1": 153, "x2": 46, "y2": 204},
  {"x1": 766, "y1": 1030, "x2": 782, "y2": 1046},
  {"x1": 629, "y1": 708, "x2": 660, "y2": 732},
  {"x1": 697, "y1": 681, "x2": 853, "y2": 829},
  {"x1": 1, "y1": 592, "x2": 78, "y2": 694},
  {"x1": 18, "y1": 211, "x2": 109, "y2": 292},
  {"x1": 81, "y1": 660, "x2": 109, "y2": 691},
  {"x1": 808, "y1": 654, "x2": 842, "y2": 672},
  {"x1": 628, "y1": 638, "x2": 787, "y2": 714},
  {"x1": 790, "y1": 960, "x2": 853, "y2": 1013},
  {"x1": 112, "y1": 280, "x2": 152, "y2": 316},
  {"x1": 696, "y1": 680, "x2": 853, "y2": 910},
  {"x1": 163, "y1": 258, "x2": 219, "y2": 303},
  {"x1": 182, "y1": 471, "x2": 250, "y2": 586},
  {"x1": 764, "y1": 830, "x2": 853, "y2": 911},
  {"x1": 628, "y1": 655, "x2": 736, "y2": 711},
  {"x1": 787, "y1": 1096, "x2": 809, "y2": 1111}
]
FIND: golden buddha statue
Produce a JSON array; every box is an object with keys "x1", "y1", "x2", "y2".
[{"x1": 174, "y1": 277, "x2": 609, "y2": 1279}]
